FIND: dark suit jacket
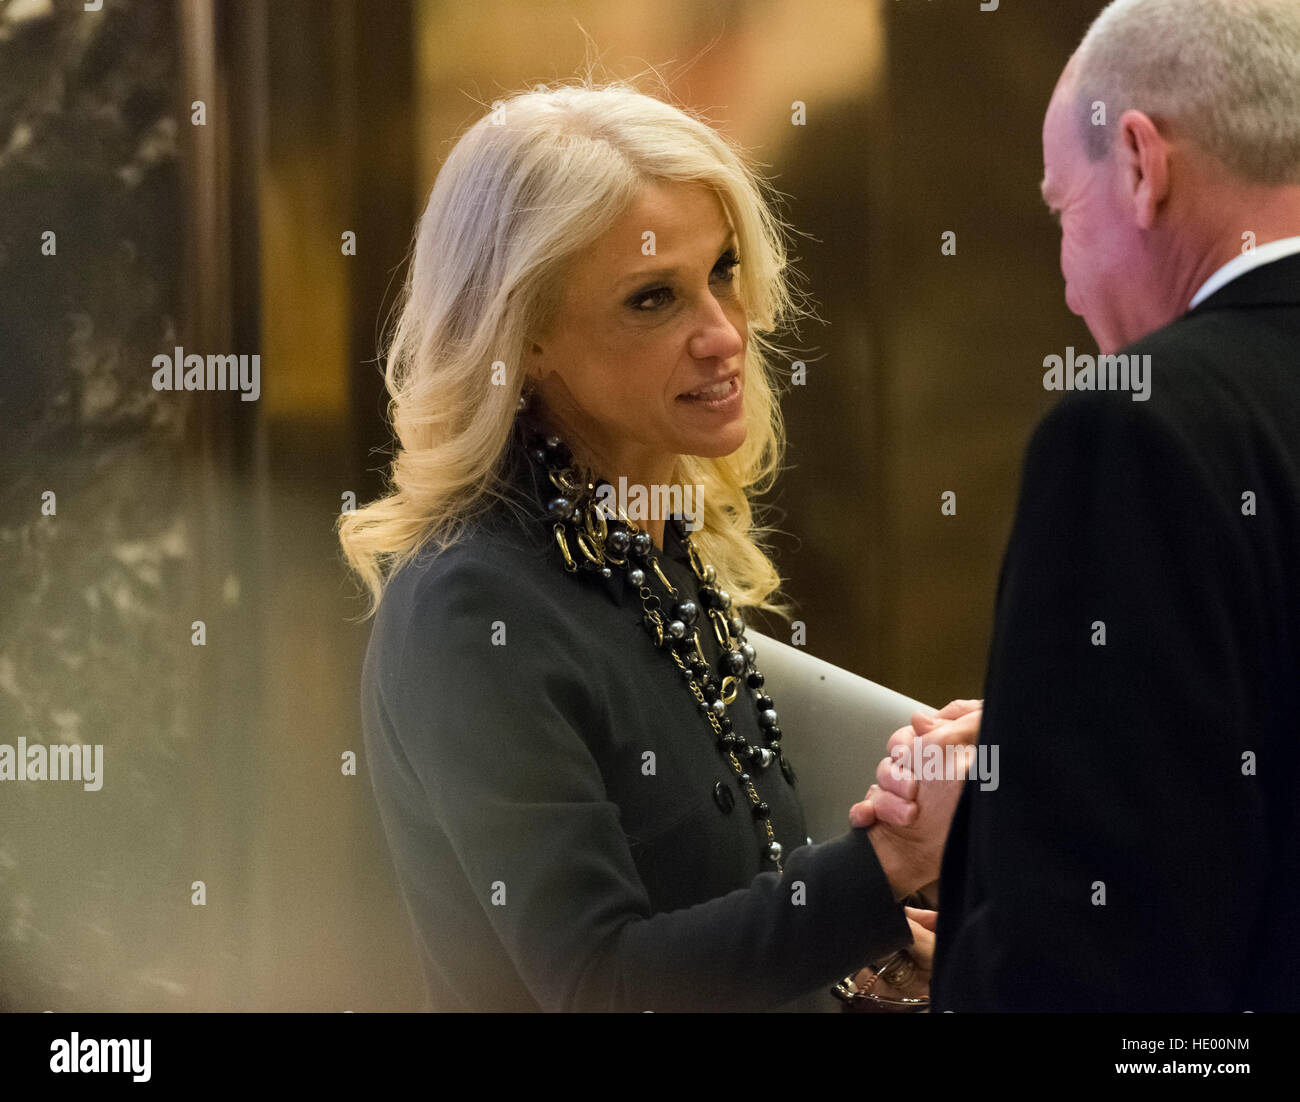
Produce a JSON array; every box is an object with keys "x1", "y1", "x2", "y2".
[
  {"x1": 361, "y1": 432, "x2": 911, "y2": 1011},
  {"x1": 933, "y1": 252, "x2": 1300, "y2": 1011}
]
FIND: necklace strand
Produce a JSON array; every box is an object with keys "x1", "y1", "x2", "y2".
[{"x1": 515, "y1": 414, "x2": 796, "y2": 873}]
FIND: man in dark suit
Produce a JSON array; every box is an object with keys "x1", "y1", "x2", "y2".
[{"x1": 925, "y1": 0, "x2": 1300, "y2": 1010}]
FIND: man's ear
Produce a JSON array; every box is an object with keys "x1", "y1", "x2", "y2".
[{"x1": 1117, "y1": 109, "x2": 1169, "y2": 231}]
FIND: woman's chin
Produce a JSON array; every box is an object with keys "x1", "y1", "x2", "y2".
[{"x1": 682, "y1": 422, "x2": 747, "y2": 459}]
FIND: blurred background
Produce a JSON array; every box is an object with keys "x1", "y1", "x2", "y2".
[{"x1": 0, "y1": 0, "x2": 1096, "y2": 1010}]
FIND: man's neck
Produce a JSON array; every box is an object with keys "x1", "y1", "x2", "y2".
[{"x1": 1178, "y1": 182, "x2": 1300, "y2": 307}]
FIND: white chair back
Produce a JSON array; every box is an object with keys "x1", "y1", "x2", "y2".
[{"x1": 746, "y1": 631, "x2": 930, "y2": 844}]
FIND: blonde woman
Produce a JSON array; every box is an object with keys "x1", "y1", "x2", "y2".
[{"x1": 340, "y1": 80, "x2": 974, "y2": 1012}]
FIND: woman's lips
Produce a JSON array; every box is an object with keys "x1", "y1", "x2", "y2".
[{"x1": 677, "y1": 374, "x2": 741, "y2": 410}]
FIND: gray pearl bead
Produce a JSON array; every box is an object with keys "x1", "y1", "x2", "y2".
[
  {"x1": 667, "y1": 620, "x2": 686, "y2": 639},
  {"x1": 547, "y1": 496, "x2": 575, "y2": 520},
  {"x1": 730, "y1": 615, "x2": 746, "y2": 638},
  {"x1": 710, "y1": 699, "x2": 727, "y2": 718},
  {"x1": 766, "y1": 841, "x2": 783, "y2": 863},
  {"x1": 628, "y1": 568, "x2": 645, "y2": 586},
  {"x1": 742, "y1": 643, "x2": 756, "y2": 664},
  {"x1": 717, "y1": 588, "x2": 731, "y2": 610},
  {"x1": 702, "y1": 564, "x2": 717, "y2": 582}
]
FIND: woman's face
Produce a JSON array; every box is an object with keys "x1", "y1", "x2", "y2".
[{"x1": 525, "y1": 180, "x2": 749, "y2": 485}]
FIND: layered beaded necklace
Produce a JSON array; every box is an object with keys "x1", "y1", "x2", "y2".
[{"x1": 514, "y1": 405, "x2": 796, "y2": 873}]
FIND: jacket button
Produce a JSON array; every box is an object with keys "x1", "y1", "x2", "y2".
[{"x1": 712, "y1": 780, "x2": 735, "y2": 814}]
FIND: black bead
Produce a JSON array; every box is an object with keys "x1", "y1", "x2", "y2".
[
  {"x1": 712, "y1": 781, "x2": 735, "y2": 814},
  {"x1": 672, "y1": 600, "x2": 699, "y2": 627},
  {"x1": 746, "y1": 670, "x2": 765, "y2": 689},
  {"x1": 721, "y1": 650, "x2": 746, "y2": 676},
  {"x1": 758, "y1": 709, "x2": 778, "y2": 728},
  {"x1": 718, "y1": 716, "x2": 733, "y2": 733},
  {"x1": 697, "y1": 585, "x2": 718, "y2": 609},
  {"x1": 632, "y1": 531, "x2": 653, "y2": 558},
  {"x1": 755, "y1": 694, "x2": 774, "y2": 712},
  {"x1": 608, "y1": 528, "x2": 631, "y2": 554},
  {"x1": 767, "y1": 725, "x2": 782, "y2": 743},
  {"x1": 690, "y1": 659, "x2": 710, "y2": 680},
  {"x1": 545, "y1": 445, "x2": 572, "y2": 468},
  {"x1": 701, "y1": 681, "x2": 720, "y2": 703},
  {"x1": 752, "y1": 801, "x2": 770, "y2": 818}
]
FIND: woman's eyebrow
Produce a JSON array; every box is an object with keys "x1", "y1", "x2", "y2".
[{"x1": 615, "y1": 231, "x2": 738, "y2": 290}]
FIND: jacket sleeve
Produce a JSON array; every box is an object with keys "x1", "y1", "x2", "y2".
[
  {"x1": 932, "y1": 390, "x2": 1271, "y2": 1011},
  {"x1": 383, "y1": 547, "x2": 912, "y2": 1012}
]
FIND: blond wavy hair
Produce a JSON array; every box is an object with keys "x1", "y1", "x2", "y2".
[{"x1": 338, "y1": 77, "x2": 810, "y2": 621}]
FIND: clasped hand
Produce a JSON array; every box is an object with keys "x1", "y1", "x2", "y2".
[{"x1": 849, "y1": 699, "x2": 982, "y2": 899}]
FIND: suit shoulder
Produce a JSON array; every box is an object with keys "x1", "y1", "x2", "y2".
[{"x1": 1034, "y1": 309, "x2": 1282, "y2": 458}]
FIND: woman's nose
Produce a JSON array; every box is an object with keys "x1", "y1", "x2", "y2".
[{"x1": 689, "y1": 295, "x2": 745, "y2": 360}]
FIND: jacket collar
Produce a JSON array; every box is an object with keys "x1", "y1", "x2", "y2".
[{"x1": 1189, "y1": 251, "x2": 1300, "y2": 314}]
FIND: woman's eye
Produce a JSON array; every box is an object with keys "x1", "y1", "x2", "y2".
[
  {"x1": 626, "y1": 251, "x2": 740, "y2": 312},
  {"x1": 712, "y1": 249, "x2": 740, "y2": 282},
  {"x1": 630, "y1": 287, "x2": 674, "y2": 311}
]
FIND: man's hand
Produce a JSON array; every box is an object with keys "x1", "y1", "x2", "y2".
[{"x1": 849, "y1": 699, "x2": 982, "y2": 828}]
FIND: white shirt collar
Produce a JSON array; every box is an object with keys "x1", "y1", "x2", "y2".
[{"x1": 1188, "y1": 235, "x2": 1300, "y2": 310}]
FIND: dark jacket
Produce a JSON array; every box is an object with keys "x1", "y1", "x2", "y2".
[
  {"x1": 361, "y1": 436, "x2": 912, "y2": 1011},
  {"x1": 933, "y1": 253, "x2": 1300, "y2": 1011}
]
